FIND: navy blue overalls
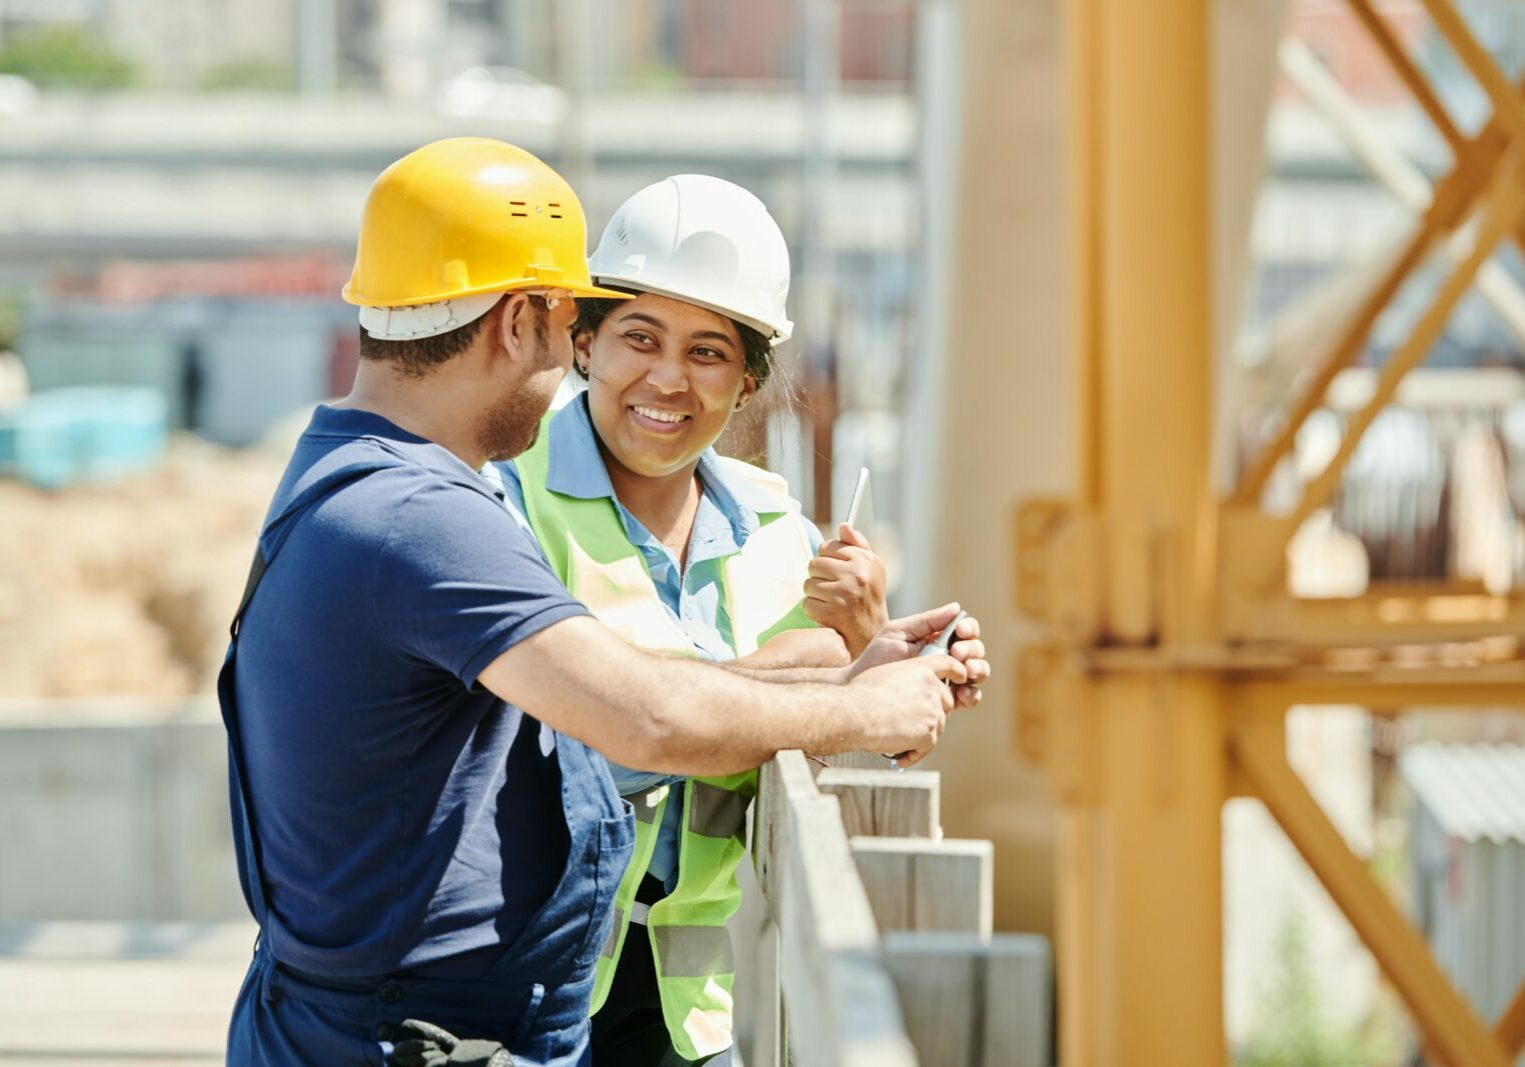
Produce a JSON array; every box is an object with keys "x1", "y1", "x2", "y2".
[{"x1": 220, "y1": 454, "x2": 635, "y2": 1067}]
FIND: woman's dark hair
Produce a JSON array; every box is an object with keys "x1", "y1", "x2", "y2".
[{"x1": 573, "y1": 296, "x2": 775, "y2": 386}]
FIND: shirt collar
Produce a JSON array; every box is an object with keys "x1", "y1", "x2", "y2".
[
  {"x1": 303, "y1": 404, "x2": 498, "y2": 493},
  {"x1": 546, "y1": 394, "x2": 785, "y2": 544}
]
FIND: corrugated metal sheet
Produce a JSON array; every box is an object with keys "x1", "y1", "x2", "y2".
[
  {"x1": 1401, "y1": 744, "x2": 1525, "y2": 844},
  {"x1": 1402, "y1": 743, "x2": 1525, "y2": 1054}
]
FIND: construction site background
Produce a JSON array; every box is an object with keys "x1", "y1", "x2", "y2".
[{"x1": 2, "y1": 1, "x2": 1524, "y2": 1065}]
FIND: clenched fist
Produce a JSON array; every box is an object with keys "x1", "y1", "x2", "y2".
[{"x1": 804, "y1": 523, "x2": 889, "y2": 657}]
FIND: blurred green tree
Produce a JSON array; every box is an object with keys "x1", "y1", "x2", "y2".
[
  {"x1": 200, "y1": 57, "x2": 295, "y2": 93},
  {"x1": 1238, "y1": 906, "x2": 1370, "y2": 1067},
  {"x1": 0, "y1": 25, "x2": 135, "y2": 90}
]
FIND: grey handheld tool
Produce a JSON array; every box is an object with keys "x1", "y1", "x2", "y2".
[
  {"x1": 916, "y1": 609, "x2": 969, "y2": 660},
  {"x1": 889, "y1": 610, "x2": 970, "y2": 768}
]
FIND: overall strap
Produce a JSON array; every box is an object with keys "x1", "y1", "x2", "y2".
[{"x1": 219, "y1": 460, "x2": 394, "y2": 930}]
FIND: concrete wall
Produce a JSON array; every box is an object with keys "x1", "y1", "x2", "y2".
[{"x1": 0, "y1": 700, "x2": 246, "y2": 921}]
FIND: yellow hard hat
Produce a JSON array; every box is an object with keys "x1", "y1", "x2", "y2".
[{"x1": 342, "y1": 138, "x2": 630, "y2": 319}]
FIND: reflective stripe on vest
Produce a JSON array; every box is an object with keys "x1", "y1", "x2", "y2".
[
  {"x1": 687, "y1": 780, "x2": 750, "y2": 839},
  {"x1": 514, "y1": 414, "x2": 816, "y2": 1059},
  {"x1": 653, "y1": 924, "x2": 735, "y2": 978}
]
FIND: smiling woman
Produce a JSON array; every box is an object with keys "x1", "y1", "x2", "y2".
[
  {"x1": 492, "y1": 175, "x2": 892, "y2": 1066},
  {"x1": 572, "y1": 293, "x2": 773, "y2": 484}
]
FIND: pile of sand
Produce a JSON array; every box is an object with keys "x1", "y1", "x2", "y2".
[{"x1": 0, "y1": 437, "x2": 285, "y2": 700}]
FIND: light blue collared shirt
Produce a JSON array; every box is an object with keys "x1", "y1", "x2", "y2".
[{"x1": 491, "y1": 394, "x2": 822, "y2": 886}]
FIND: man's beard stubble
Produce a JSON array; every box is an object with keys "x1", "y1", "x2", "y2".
[{"x1": 478, "y1": 308, "x2": 559, "y2": 463}]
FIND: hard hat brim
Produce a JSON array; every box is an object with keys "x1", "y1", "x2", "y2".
[
  {"x1": 589, "y1": 275, "x2": 792, "y2": 344},
  {"x1": 562, "y1": 281, "x2": 639, "y2": 301},
  {"x1": 344, "y1": 278, "x2": 634, "y2": 307}
]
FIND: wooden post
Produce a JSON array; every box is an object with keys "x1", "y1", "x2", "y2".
[
  {"x1": 852, "y1": 837, "x2": 994, "y2": 936},
  {"x1": 883, "y1": 932, "x2": 1052, "y2": 1067},
  {"x1": 816, "y1": 768, "x2": 940, "y2": 839},
  {"x1": 754, "y1": 752, "x2": 919, "y2": 1067}
]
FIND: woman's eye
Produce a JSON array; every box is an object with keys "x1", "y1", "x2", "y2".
[
  {"x1": 693, "y1": 347, "x2": 727, "y2": 361},
  {"x1": 626, "y1": 331, "x2": 654, "y2": 346}
]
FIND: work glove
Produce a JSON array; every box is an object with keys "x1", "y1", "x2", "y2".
[{"x1": 388, "y1": 1019, "x2": 513, "y2": 1067}]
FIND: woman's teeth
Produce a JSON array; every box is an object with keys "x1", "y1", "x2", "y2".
[{"x1": 633, "y1": 406, "x2": 690, "y2": 424}]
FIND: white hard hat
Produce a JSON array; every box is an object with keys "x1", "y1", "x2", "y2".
[{"x1": 587, "y1": 174, "x2": 793, "y2": 344}]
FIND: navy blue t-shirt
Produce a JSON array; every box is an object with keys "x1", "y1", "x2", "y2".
[{"x1": 233, "y1": 405, "x2": 590, "y2": 978}]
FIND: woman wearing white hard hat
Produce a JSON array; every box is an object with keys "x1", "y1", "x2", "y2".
[{"x1": 493, "y1": 175, "x2": 984, "y2": 1066}]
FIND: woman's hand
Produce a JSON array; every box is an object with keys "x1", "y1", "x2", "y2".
[
  {"x1": 803, "y1": 523, "x2": 889, "y2": 657},
  {"x1": 850, "y1": 603, "x2": 988, "y2": 711}
]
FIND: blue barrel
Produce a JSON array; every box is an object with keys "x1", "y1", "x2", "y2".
[
  {"x1": 0, "y1": 408, "x2": 15, "y2": 476},
  {"x1": 12, "y1": 387, "x2": 169, "y2": 490}
]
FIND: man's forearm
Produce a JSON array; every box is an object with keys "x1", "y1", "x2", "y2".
[
  {"x1": 636, "y1": 656, "x2": 869, "y2": 774},
  {"x1": 720, "y1": 660, "x2": 848, "y2": 685},
  {"x1": 481, "y1": 617, "x2": 902, "y2": 779}
]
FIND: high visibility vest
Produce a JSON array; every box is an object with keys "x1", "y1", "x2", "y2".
[{"x1": 514, "y1": 418, "x2": 817, "y2": 1059}]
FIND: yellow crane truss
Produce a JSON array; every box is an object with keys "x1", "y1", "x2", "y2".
[{"x1": 1017, "y1": 0, "x2": 1525, "y2": 1064}]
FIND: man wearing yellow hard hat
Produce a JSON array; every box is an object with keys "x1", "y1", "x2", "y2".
[{"x1": 219, "y1": 138, "x2": 987, "y2": 1066}]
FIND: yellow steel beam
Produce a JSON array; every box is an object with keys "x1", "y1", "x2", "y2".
[
  {"x1": 1228, "y1": 222, "x2": 1434, "y2": 508},
  {"x1": 1281, "y1": 149, "x2": 1525, "y2": 535},
  {"x1": 1344, "y1": 0, "x2": 1525, "y2": 276},
  {"x1": 1060, "y1": 2, "x2": 1226, "y2": 1065},
  {"x1": 1229, "y1": 61, "x2": 1525, "y2": 511},
  {"x1": 1232, "y1": 669, "x2": 1525, "y2": 709},
  {"x1": 1421, "y1": 0, "x2": 1525, "y2": 148},
  {"x1": 1227, "y1": 156, "x2": 1492, "y2": 509},
  {"x1": 1231, "y1": 704, "x2": 1513, "y2": 1067},
  {"x1": 1498, "y1": 977, "x2": 1525, "y2": 1059},
  {"x1": 1067, "y1": 0, "x2": 1103, "y2": 511},
  {"x1": 1345, "y1": 0, "x2": 1466, "y2": 155},
  {"x1": 1231, "y1": 587, "x2": 1525, "y2": 647}
]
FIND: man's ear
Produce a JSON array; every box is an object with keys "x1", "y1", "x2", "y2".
[
  {"x1": 495, "y1": 293, "x2": 534, "y2": 364},
  {"x1": 734, "y1": 373, "x2": 760, "y2": 412}
]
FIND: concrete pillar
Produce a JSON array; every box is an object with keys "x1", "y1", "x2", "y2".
[{"x1": 909, "y1": 0, "x2": 1066, "y2": 942}]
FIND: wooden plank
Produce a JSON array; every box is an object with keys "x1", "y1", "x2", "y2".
[
  {"x1": 882, "y1": 932, "x2": 1052, "y2": 1067},
  {"x1": 816, "y1": 768, "x2": 940, "y2": 838},
  {"x1": 820, "y1": 750, "x2": 894, "y2": 772},
  {"x1": 883, "y1": 941, "x2": 978, "y2": 1066},
  {"x1": 852, "y1": 838, "x2": 993, "y2": 936},
  {"x1": 850, "y1": 841, "x2": 914, "y2": 930},
  {"x1": 757, "y1": 752, "x2": 918, "y2": 1067},
  {"x1": 981, "y1": 935, "x2": 1053, "y2": 1067},
  {"x1": 733, "y1": 852, "x2": 783, "y2": 1066}
]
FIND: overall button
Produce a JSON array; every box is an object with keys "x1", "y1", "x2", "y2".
[
  {"x1": 375, "y1": 1022, "x2": 395, "y2": 1041},
  {"x1": 379, "y1": 982, "x2": 403, "y2": 1003}
]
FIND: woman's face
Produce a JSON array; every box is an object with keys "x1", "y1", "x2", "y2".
[{"x1": 579, "y1": 292, "x2": 758, "y2": 479}]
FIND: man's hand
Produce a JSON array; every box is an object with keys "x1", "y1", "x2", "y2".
[
  {"x1": 804, "y1": 523, "x2": 889, "y2": 657},
  {"x1": 389, "y1": 1019, "x2": 512, "y2": 1067},
  {"x1": 851, "y1": 603, "x2": 989, "y2": 711},
  {"x1": 846, "y1": 655, "x2": 964, "y2": 766}
]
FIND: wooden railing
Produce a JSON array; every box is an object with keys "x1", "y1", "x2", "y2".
[{"x1": 734, "y1": 750, "x2": 1052, "y2": 1066}]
